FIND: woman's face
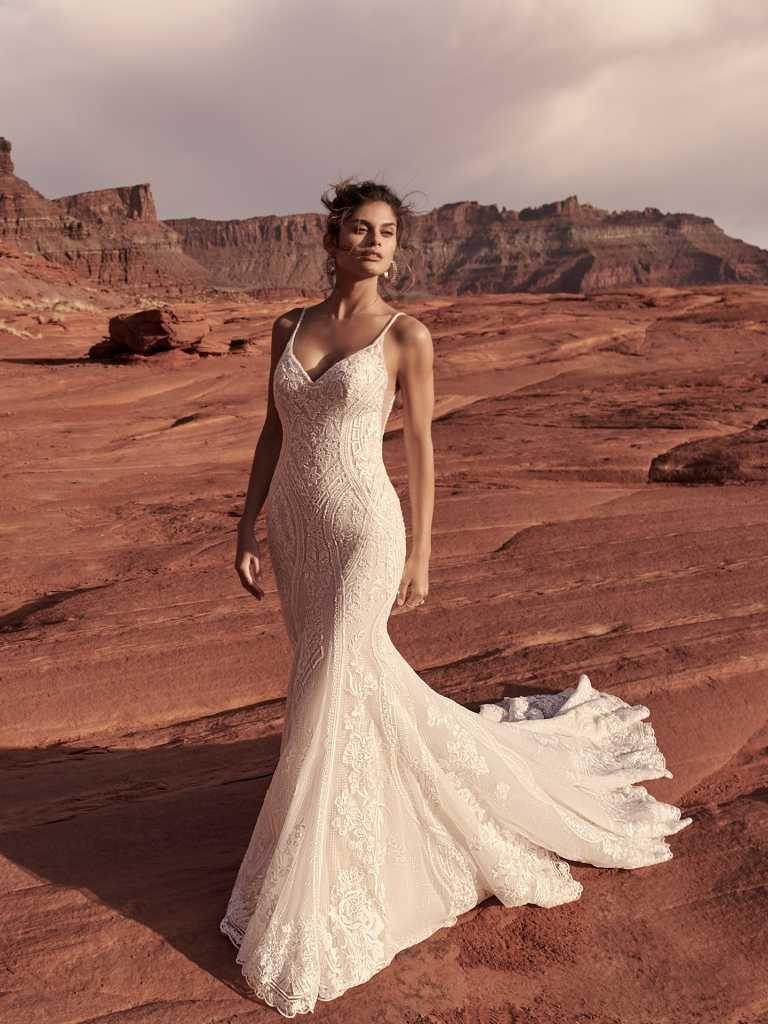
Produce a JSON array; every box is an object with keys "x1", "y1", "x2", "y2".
[{"x1": 330, "y1": 200, "x2": 398, "y2": 279}]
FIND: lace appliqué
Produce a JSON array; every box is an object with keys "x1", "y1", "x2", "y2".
[
  {"x1": 427, "y1": 700, "x2": 491, "y2": 776},
  {"x1": 331, "y1": 700, "x2": 388, "y2": 899}
]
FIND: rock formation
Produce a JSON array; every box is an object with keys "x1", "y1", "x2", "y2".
[
  {"x1": 0, "y1": 137, "x2": 209, "y2": 294},
  {"x1": 166, "y1": 197, "x2": 768, "y2": 296},
  {"x1": 88, "y1": 306, "x2": 212, "y2": 359},
  {"x1": 3, "y1": 135, "x2": 768, "y2": 302},
  {"x1": 0, "y1": 238, "x2": 115, "y2": 307},
  {"x1": 649, "y1": 419, "x2": 768, "y2": 484},
  {"x1": 87, "y1": 303, "x2": 267, "y2": 359}
]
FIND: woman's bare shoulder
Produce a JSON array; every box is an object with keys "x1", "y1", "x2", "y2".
[
  {"x1": 391, "y1": 312, "x2": 433, "y2": 352},
  {"x1": 273, "y1": 305, "x2": 304, "y2": 334},
  {"x1": 268, "y1": 306, "x2": 306, "y2": 359}
]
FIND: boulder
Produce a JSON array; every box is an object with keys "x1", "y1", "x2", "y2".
[
  {"x1": 649, "y1": 420, "x2": 768, "y2": 484},
  {"x1": 96, "y1": 305, "x2": 211, "y2": 357}
]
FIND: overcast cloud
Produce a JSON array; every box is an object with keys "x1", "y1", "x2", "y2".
[{"x1": 2, "y1": 0, "x2": 767, "y2": 248}]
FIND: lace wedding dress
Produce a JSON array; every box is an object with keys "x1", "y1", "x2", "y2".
[{"x1": 219, "y1": 306, "x2": 692, "y2": 1017}]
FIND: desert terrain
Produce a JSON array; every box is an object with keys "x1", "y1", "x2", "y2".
[{"x1": 1, "y1": 285, "x2": 767, "y2": 1023}]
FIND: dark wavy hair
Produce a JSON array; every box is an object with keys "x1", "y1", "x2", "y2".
[{"x1": 320, "y1": 177, "x2": 421, "y2": 296}]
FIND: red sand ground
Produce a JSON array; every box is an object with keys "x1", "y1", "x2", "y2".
[{"x1": 1, "y1": 286, "x2": 767, "y2": 1023}]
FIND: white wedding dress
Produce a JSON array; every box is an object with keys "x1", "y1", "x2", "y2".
[{"x1": 219, "y1": 307, "x2": 692, "y2": 1017}]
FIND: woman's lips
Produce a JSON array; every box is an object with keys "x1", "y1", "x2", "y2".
[{"x1": 361, "y1": 253, "x2": 383, "y2": 260}]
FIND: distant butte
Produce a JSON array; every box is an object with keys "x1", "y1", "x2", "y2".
[
  {"x1": 2, "y1": 135, "x2": 768, "y2": 303},
  {"x1": 0, "y1": 137, "x2": 208, "y2": 300}
]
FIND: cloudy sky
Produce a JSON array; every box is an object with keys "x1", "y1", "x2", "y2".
[{"x1": 3, "y1": 0, "x2": 767, "y2": 248}]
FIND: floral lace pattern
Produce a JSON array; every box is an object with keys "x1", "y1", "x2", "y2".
[{"x1": 219, "y1": 307, "x2": 693, "y2": 1017}]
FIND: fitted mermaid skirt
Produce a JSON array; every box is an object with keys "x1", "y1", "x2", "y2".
[{"x1": 219, "y1": 308, "x2": 692, "y2": 1018}]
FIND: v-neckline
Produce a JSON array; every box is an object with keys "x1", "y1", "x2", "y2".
[{"x1": 288, "y1": 307, "x2": 401, "y2": 386}]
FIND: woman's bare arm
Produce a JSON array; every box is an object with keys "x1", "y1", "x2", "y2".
[
  {"x1": 235, "y1": 309, "x2": 297, "y2": 598},
  {"x1": 394, "y1": 318, "x2": 435, "y2": 610}
]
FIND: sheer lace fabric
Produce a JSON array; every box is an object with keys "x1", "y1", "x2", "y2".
[{"x1": 219, "y1": 307, "x2": 692, "y2": 1017}]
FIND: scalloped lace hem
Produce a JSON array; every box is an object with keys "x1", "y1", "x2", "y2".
[{"x1": 221, "y1": 894, "x2": 497, "y2": 1017}]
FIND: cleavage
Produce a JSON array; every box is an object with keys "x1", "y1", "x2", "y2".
[{"x1": 293, "y1": 316, "x2": 387, "y2": 383}]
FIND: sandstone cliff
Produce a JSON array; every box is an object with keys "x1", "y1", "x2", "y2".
[
  {"x1": 165, "y1": 196, "x2": 768, "y2": 296},
  {"x1": 3, "y1": 135, "x2": 768, "y2": 302},
  {"x1": 0, "y1": 137, "x2": 208, "y2": 295}
]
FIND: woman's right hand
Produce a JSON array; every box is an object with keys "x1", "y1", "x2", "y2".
[{"x1": 235, "y1": 523, "x2": 265, "y2": 600}]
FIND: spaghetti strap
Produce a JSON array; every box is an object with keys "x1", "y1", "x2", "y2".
[
  {"x1": 379, "y1": 311, "x2": 405, "y2": 342},
  {"x1": 289, "y1": 307, "x2": 306, "y2": 345}
]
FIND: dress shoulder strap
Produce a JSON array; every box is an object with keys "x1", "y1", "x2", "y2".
[
  {"x1": 289, "y1": 306, "x2": 306, "y2": 346},
  {"x1": 380, "y1": 310, "x2": 405, "y2": 341}
]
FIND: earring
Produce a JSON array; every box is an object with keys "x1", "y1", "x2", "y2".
[
  {"x1": 384, "y1": 259, "x2": 397, "y2": 280},
  {"x1": 325, "y1": 255, "x2": 336, "y2": 281}
]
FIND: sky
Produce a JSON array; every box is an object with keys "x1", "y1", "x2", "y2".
[{"x1": 2, "y1": 0, "x2": 768, "y2": 248}]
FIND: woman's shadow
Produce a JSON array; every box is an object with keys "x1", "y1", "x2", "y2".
[{"x1": 0, "y1": 729, "x2": 287, "y2": 1000}]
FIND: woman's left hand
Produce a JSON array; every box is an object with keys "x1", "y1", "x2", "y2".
[{"x1": 395, "y1": 552, "x2": 429, "y2": 611}]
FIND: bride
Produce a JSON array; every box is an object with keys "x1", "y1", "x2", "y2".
[{"x1": 220, "y1": 177, "x2": 693, "y2": 1017}]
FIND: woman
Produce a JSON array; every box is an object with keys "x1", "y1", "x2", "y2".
[{"x1": 219, "y1": 178, "x2": 692, "y2": 1017}]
